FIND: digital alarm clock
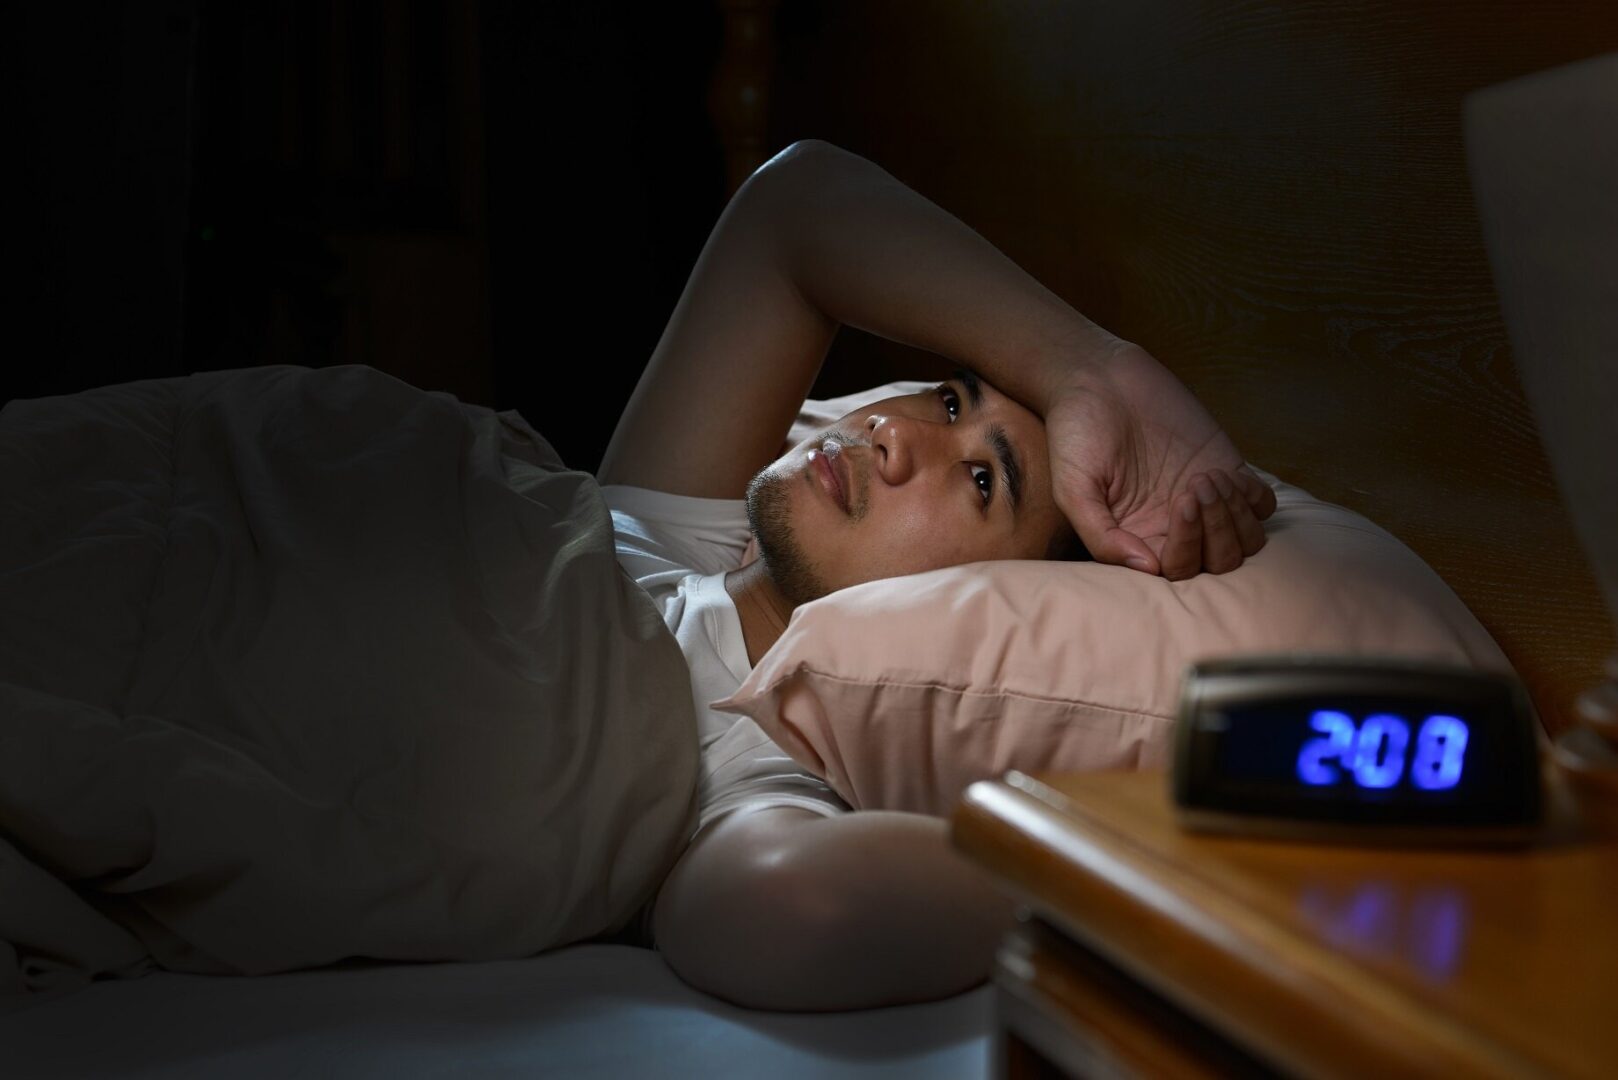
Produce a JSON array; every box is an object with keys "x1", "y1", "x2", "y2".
[{"x1": 1171, "y1": 656, "x2": 1545, "y2": 845}]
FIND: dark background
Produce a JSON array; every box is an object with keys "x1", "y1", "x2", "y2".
[{"x1": 14, "y1": 1, "x2": 744, "y2": 476}]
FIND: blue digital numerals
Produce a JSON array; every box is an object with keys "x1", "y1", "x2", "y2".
[{"x1": 1295, "y1": 711, "x2": 1469, "y2": 791}]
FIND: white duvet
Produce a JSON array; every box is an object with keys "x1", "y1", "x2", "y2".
[{"x1": 0, "y1": 364, "x2": 700, "y2": 1011}]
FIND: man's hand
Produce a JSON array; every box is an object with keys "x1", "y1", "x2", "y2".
[
  {"x1": 1043, "y1": 340, "x2": 1277, "y2": 579},
  {"x1": 1156, "y1": 467, "x2": 1277, "y2": 580}
]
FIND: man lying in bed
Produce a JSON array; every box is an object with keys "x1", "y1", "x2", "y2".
[{"x1": 598, "y1": 139, "x2": 1276, "y2": 1012}]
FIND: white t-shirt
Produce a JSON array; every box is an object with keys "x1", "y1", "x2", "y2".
[{"x1": 600, "y1": 485, "x2": 852, "y2": 848}]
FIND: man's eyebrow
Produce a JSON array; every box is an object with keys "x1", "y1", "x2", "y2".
[
  {"x1": 988, "y1": 424, "x2": 1023, "y2": 521},
  {"x1": 950, "y1": 366, "x2": 1023, "y2": 521},
  {"x1": 952, "y1": 366, "x2": 984, "y2": 411}
]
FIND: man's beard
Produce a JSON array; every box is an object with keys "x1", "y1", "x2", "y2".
[{"x1": 744, "y1": 466, "x2": 832, "y2": 607}]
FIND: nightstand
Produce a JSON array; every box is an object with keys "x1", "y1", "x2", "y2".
[{"x1": 950, "y1": 769, "x2": 1618, "y2": 1079}]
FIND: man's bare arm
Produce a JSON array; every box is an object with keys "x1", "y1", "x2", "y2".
[
  {"x1": 597, "y1": 138, "x2": 1107, "y2": 499},
  {"x1": 728, "y1": 142, "x2": 1273, "y2": 574},
  {"x1": 655, "y1": 805, "x2": 1018, "y2": 1012},
  {"x1": 601, "y1": 140, "x2": 1268, "y2": 574},
  {"x1": 597, "y1": 143, "x2": 839, "y2": 498}
]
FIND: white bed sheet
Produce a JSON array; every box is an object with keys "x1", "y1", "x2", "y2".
[{"x1": 1, "y1": 944, "x2": 994, "y2": 1078}]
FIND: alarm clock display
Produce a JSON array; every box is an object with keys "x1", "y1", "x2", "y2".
[{"x1": 1172, "y1": 656, "x2": 1544, "y2": 844}]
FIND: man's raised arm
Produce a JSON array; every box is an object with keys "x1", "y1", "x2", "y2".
[
  {"x1": 601, "y1": 138, "x2": 1107, "y2": 500},
  {"x1": 601, "y1": 139, "x2": 1271, "y2": 575},
  {"x1": 597, "y1": 143, "x2": 840, "y2": 499}
]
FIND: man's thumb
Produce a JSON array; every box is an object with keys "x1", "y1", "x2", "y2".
[{"x1": 1070, "y1": 494, "x2": 1158, "y2": 575}]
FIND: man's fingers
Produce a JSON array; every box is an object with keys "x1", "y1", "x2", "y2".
[
  {"x1": 1195, "y1": 473, "x2": 1243, "y2": 573},
  {"x1": 1159, "y1": 490, "x2": 1203, "y2": 581},
  {"x1": 1234, "y1": 467, "x2": 1278, "y2": 520},
  {"x1": 1056, "y1": 466, "x2": 1270, "y2": 579},
  {"x1": 1215, "y1": 469, "x2": 1268, "y2": 556}
]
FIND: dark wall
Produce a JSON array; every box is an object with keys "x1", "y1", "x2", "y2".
[
  {"x1": 12, "y1": 1, "x2": 729, "y2": 477},
  {"x1": 183, "y1": 0, "x2": 494, "y2": 405},
  {"x1": 15, "y1": 3, "x2": 198, "y2": 401},
  {"x1": 482, "y1": 3, "x2": 726, "y2": 473}
]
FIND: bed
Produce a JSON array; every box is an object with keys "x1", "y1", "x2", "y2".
[
  {"x1": 6, "y1": 3, "x2": 1617, "y2": 1076},
  {"x1": 1, "y1": 949, "x2": 992, "y2": 1078}
]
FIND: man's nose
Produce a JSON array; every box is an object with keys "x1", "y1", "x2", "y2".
[{"x1": 866, "y1": 412, "x2": 950, "y2": 485}]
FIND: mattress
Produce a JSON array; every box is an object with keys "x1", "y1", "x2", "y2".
[{"x1": 1, "y1": 945, "x2": 995, "y2": 1078}]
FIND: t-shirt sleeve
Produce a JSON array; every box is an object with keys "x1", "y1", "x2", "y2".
[
  {"x1": 695, "y1": 716, "x2": 852, "y2": 840},
  {"x1": 600, "y1": 484, "x2": 752, "y2": 579}
]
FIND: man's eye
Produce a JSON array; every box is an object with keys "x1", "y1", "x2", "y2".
[
  {"x1": 971, "y1": 464, "x2": 992, "y2": 505},
  {"x1": 935, "y1": 385, "x2": 960, "y2": 421}
]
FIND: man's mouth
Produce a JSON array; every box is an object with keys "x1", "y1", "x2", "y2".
[{"x1": 810, "y1": 445, "x2": 848, "y2": 513}]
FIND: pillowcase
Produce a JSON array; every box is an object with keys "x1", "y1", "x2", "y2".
[{"x1": 714, "y1": 383, "x2": 1514, "y2": 819}]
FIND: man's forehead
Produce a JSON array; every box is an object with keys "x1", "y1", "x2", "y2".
[{"x1": 953, "y1": 368, "x2": 1039, "y2": 428}]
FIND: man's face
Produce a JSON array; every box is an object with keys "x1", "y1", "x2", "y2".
[{"x1": 744, "y1": 370, "x2": 1071, "y2": 606}]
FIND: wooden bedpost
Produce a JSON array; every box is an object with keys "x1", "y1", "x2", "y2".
[{"x1": 709, "y1": 0, "x2": 779, "y2": 197}]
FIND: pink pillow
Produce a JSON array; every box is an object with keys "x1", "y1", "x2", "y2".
[{"x1": 715, "y1": 385, "x2": 1513, "y2": 818}]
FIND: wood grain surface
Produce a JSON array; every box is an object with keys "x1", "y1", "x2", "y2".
[{"x1": 954, "y1": 768, "x2": 1618, "y2": 1079}]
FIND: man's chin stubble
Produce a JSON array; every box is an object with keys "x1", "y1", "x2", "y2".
[{"x1": 744, "y1": 468, "x2": 832, "y2": 607}]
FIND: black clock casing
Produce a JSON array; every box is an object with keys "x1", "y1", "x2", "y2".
[{"x1": 1171, "y1": 655, "x2": 1544, "y2": 845}]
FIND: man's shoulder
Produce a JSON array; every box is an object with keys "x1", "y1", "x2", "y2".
[
  {"x1": 677, "y1": 804, "x2": 828, "y2": 884},
  {"x1": 696, "y1": 804, "x2": 828, "y2": 849},
  {"x1": 653, "y1": 805, "x2": 827, "y2": 955}
]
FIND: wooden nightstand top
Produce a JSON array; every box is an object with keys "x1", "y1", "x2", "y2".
[{"x1": 951, "y1": 768, "x2": 1618, "y2": 1079}]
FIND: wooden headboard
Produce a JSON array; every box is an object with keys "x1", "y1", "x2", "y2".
[{"x1": 710, "y1": 1, "x2": 1618, "y2": 738}]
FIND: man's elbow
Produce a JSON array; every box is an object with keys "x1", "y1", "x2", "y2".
[
  {"x1": 749, "y1": 138, "x2": 868, "y2": 197},
  {"x1": 757, "y1": 137, "x2": 848, "y2": 174}
]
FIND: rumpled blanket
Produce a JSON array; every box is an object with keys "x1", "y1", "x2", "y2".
[{"x1": 0, "y1": 364, "x2": 699, "y2": 1012}]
